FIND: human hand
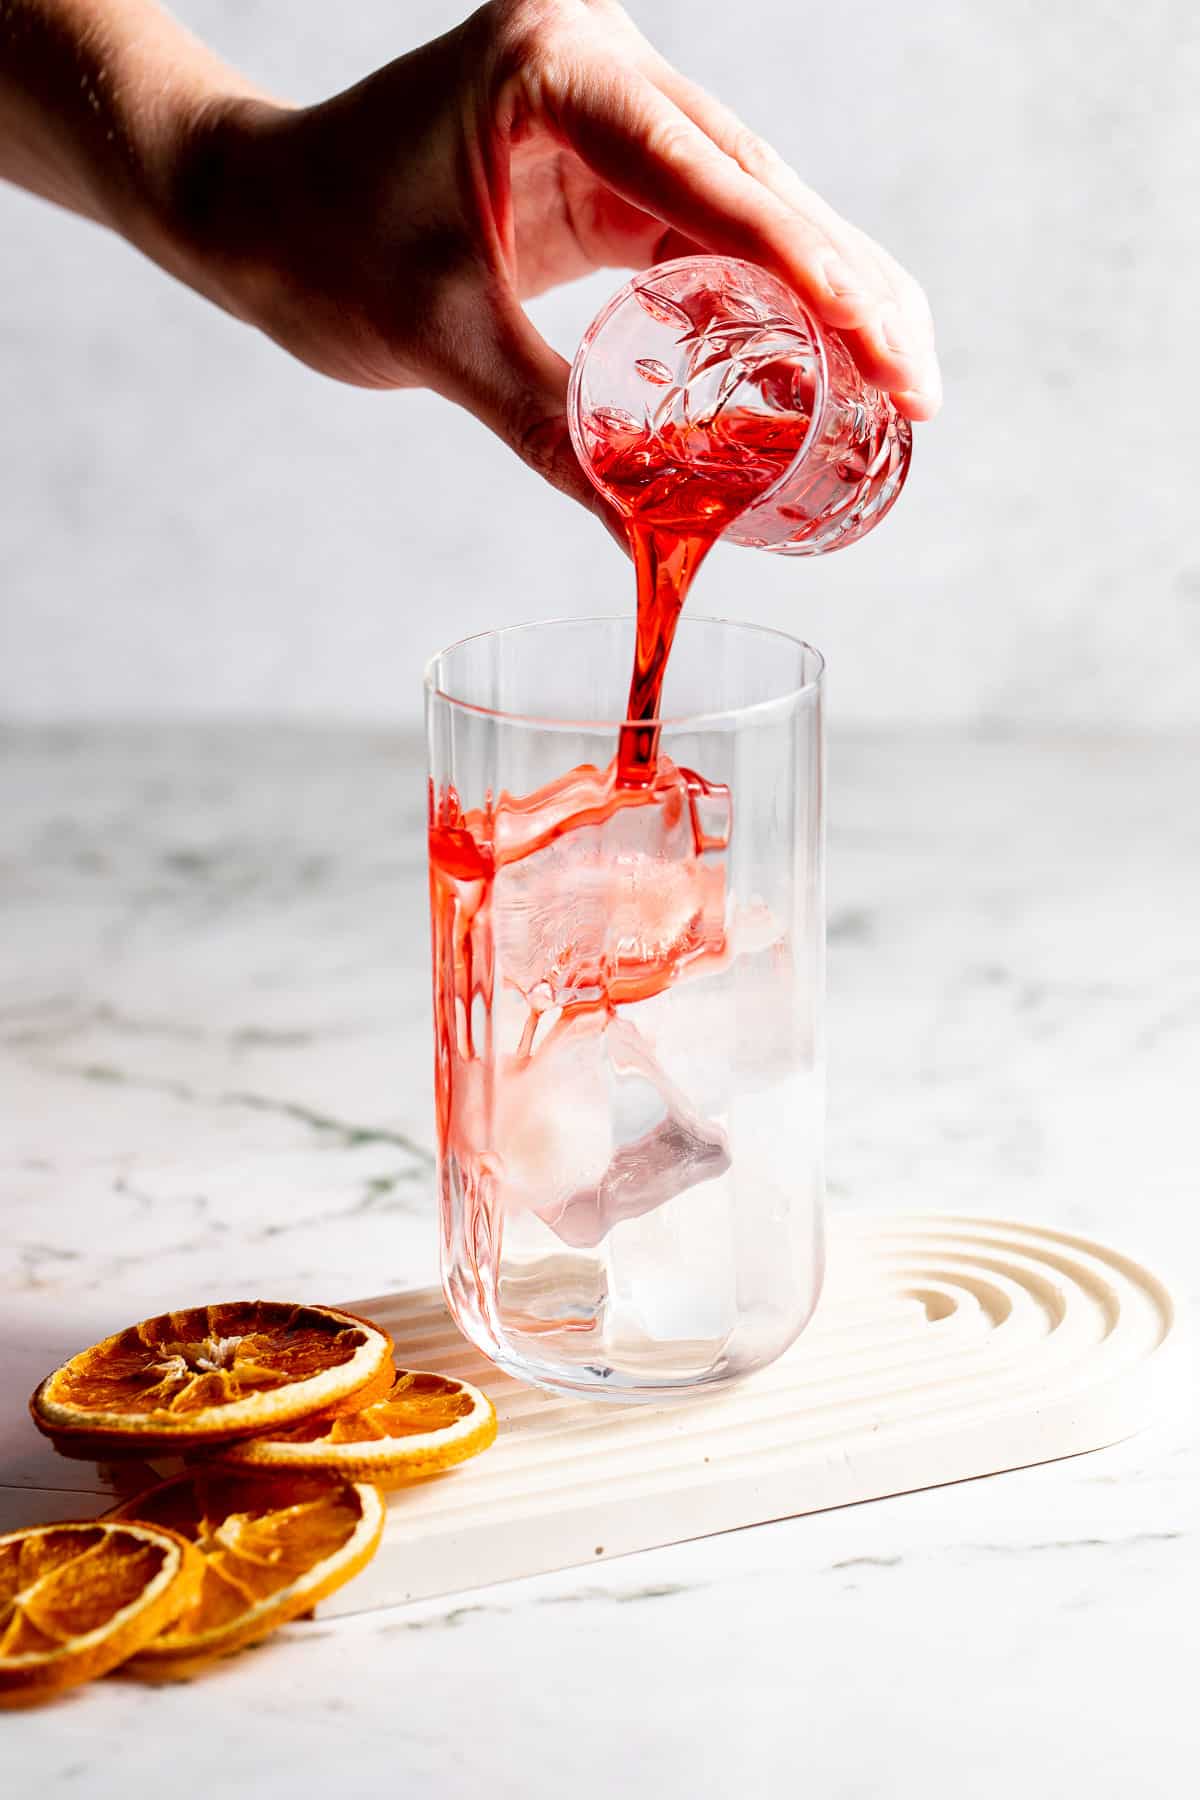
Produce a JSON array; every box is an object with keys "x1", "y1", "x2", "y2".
[{"x1": 176, "y1": 0, "x2": 942, "y2": 520}]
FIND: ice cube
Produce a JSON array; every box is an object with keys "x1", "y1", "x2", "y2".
[
  {"x1": 536, "y1": 1014, "x2": 730, "y2": 1248},
  {"x1": 547, "y1": 1112, "x2": 731, "y2": 1250},
  {"x1": 464, "y1": 1012, "x2": 614, "y2": 1218},
  {"x1": 490, "y1": 829, "x2": 612, "y2": 1008},
  {"x1": 490, "y1": 761, "x2": 727, "y2": 1009}
]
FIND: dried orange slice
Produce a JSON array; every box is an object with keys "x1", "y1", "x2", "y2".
[
  {"x1": 209, "y1": 1369, "x2": 497, "y2": 1485},
  {"x1": 0, "y1": 1519, "x2": 203, "y2": 1708},
  {"x1": 31, "y1": 1302, "x2": 394, "y2": 1450},
  {"x1": 109, "y1": 1469, "x2": 384, "y2": 1678}
]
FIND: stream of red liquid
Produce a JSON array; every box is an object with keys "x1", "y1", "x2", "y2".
[
  {"x1": 430, "y1": 408, "x2": 807, "y2": 888},
  {"x1": 598, "y1": 409, "x2": 811, "y2": 778},
  {"x1": 428, "y1": 407, "x2": 809, "y2": 1157}
]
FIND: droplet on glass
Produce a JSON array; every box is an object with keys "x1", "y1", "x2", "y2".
[
  {"x1": 634, "y1": 357, "x2": 674, "y2": 387},
  {"x1": 632, "y1": 285, "x2": 693, "y2": 330}
]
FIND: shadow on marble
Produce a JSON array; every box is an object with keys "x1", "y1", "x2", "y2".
[{"x1": 0, "y1": 1309, "x2": 153, "y2": 1511}]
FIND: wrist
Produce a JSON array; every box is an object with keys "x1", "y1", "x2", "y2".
[{"x1": 138, "y1": 91, "x2": 295, "y2": 330}]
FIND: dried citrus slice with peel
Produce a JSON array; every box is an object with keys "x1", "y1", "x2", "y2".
[
  {"x1": 0, "y1": 1519, "x2": 203, "y2": 1707},
  {"x1": 109, "y1": 1469, "x2": 384, "y2": 1678},
  {"x1": 209, "y1": 1369, "x2": 497, "y2": 1485},
  {"x1": 31, "y1": 1302, "x2": 394, "y2": 1450}
]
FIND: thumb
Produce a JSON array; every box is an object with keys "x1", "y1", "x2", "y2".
[{"x1": 430, "y1": 287, "x2": 629, "y2": 548}]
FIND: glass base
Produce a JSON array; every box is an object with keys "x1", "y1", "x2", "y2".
[{"x1": 442, "y1": 1223, "x2": 825, "y2": 1405}]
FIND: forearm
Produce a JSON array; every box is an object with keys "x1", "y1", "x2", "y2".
[{"x1": 0, "y1": 0, "x2": 269, "y2": 281}]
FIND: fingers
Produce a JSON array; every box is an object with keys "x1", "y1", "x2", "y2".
[
  {"x1": 429, "y1": 285, "x2": 627, "y2": 543},
  {"x1": 568, "y1": 46, "x2": 941, "y2": 413},
  {"x1": 547, "y1": 66, "x2": 876, "y2": 335},
  {"x1": 837, "y1": 222, "x2": 941, "y2": 413}
]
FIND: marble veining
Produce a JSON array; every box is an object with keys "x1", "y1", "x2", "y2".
[{"x1": 0, "y1": 724, "x2": 1196, "y2": 1797}]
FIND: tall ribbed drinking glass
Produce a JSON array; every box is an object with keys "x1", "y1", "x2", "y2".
[{"x1": 426, "y1": 617, "x2": 824, "y2": 1401}]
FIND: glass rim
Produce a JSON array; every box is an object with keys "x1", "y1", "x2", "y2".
[
  {"x1": 423, "y1": 614, "x2": 825, "y2": 732},
  {"x1": 566, "y1": 254, "x2": 830, "y2": 524}
]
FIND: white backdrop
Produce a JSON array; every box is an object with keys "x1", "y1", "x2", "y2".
[{"x1": 1, "y1": 0, "x2": 1197, "y2": 728}]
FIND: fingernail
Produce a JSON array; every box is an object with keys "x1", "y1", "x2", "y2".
[
  {"x1": 821, "y1": 256, "x2": 866, "y2": 300},
  {"x1": 895, "y1": 383, "x2": 942, "y2": 418},
  {"x1": 919, "y1": 362, "x2": 944, "y2": 405}
]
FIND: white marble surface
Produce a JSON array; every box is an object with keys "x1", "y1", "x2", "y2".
[{"x1": 1, "y1": 724, "x2": 1196, "y2": 1796}]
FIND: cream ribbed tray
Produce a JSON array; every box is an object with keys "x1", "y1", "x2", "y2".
[{"x1": 1, "y1": 1216, "x2": 1182, "y2": 1611}]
